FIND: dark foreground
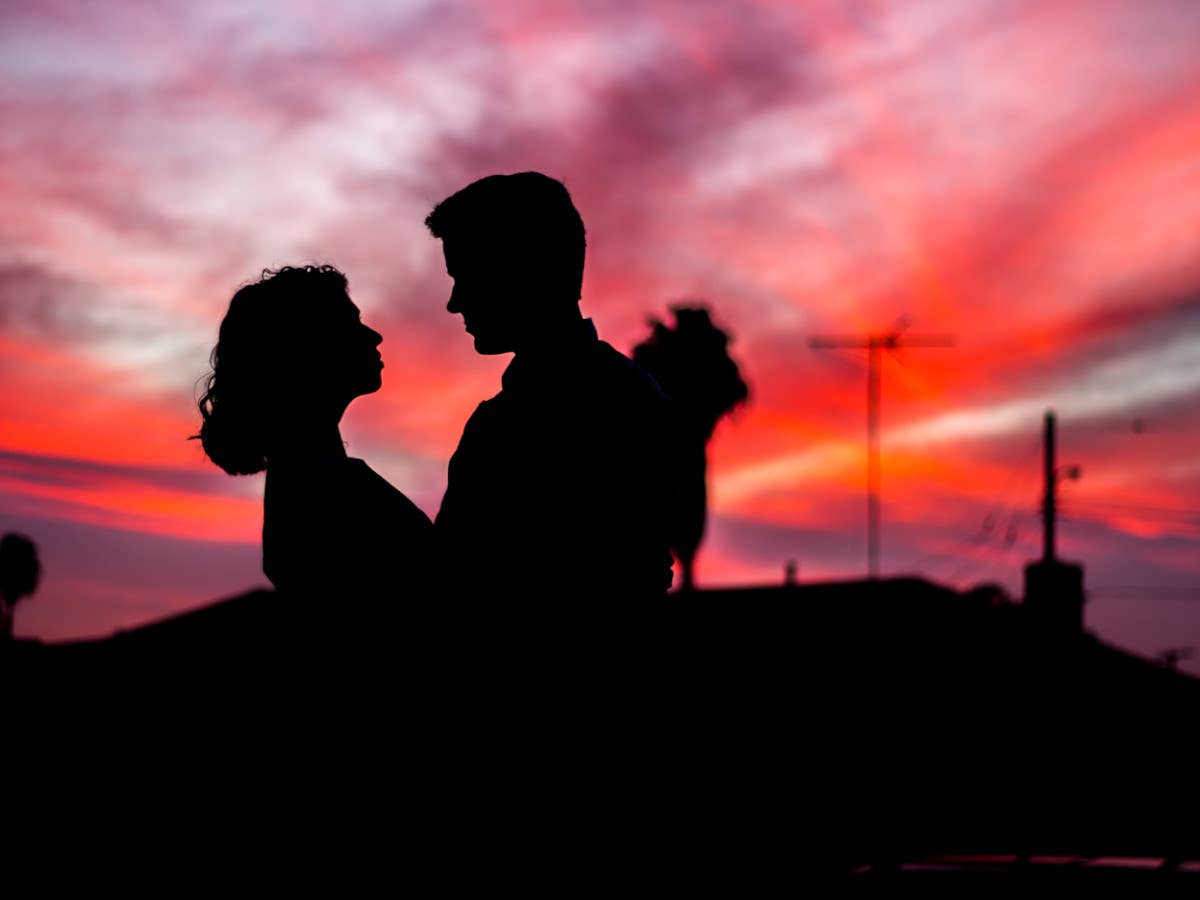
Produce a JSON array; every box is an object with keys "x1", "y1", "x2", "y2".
[{"x1": 6, "y1": 578, "x2": 1198, "y2": 886}]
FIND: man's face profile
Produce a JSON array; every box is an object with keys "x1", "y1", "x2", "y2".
[{"x1": 443, "y1": 235, "x2": 532, "y2": 355}]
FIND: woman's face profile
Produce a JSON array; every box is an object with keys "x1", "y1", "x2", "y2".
[{"x1": 307, "y1": 290, "x2": 384, "y2": 406}]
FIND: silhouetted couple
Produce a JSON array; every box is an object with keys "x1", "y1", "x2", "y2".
[{"x1": 196, "y1": 173, "x2": 678, "y2": 626}]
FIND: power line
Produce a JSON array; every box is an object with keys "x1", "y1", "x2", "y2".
[
  {"x1": 901, "y1": 516, "x2": 1029, "y2": 581},
  {"x1": 1062, "y1": 500, "x2": 1200, "y2": 519},
  {"x1": 890, "y1": 431, "x2": 1042, "y2": 576},
  {"x1": 1060, "y1": 508, "x2": 1200, "y2": 531},
  {"x1": 943, "y1": 522, "x2": 1040, "y2": 586},
  {"x1": 1089, "y1": 587, "x2": 1200, "y2": 604}
]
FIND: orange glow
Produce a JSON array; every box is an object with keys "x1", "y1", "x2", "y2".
[{"x1": 0, "y1": 470, "x2": 260, "y2": 543}]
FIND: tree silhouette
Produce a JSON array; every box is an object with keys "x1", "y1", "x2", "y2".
[
  {"x1": 633, "y1": 305, "x2": 749, "y2": 591},
  {"x1": 0, "y1": 532, "x2": 41, "y2": 640}
]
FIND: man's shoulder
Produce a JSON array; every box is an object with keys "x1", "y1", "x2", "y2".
[
  {"x1": 591, "y1": 340, "x2": 670, "y2": 404},
  {"x1": 457, "y1": 390, "x2": 509, "y2": 440}
]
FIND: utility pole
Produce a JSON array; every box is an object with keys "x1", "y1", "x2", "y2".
[
  {"x1": 1043, "y1": 409, "x2": 1057, "y2": 562},
  {"x1": 1024, "y1": 409, "x2": 1084, "y2": 633},
  {"x1": 810, "y1": 323, "x2": 954, "y2": 579},
  {"x1": 1041, "y1": 409, "x2": 1081, "y2": 563}
]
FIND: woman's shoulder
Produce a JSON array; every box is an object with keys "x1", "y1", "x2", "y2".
[{"x1": 346, "y1": 458, "x2": 434, "y2": 528}]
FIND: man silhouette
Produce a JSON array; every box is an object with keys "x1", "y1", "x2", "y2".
[{"x1": 426, "y1": 172, "x2": 678, "y2": 606}]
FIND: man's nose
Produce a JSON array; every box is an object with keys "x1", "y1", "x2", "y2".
[
  {"x1": 368, "y1": 326, "x2": 383, "y2": 347},
  {"x1": 447, "y1": 283, "x2": 461, "y2": 314}
]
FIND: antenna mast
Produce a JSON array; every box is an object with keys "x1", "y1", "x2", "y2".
[{"x1": 810, "y1": 323, "x2": 954, "y2": 578}]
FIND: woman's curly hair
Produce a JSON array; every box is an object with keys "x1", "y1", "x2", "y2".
[{"x1": 194, "y1": 265, "x2": 349, "y2": 475}]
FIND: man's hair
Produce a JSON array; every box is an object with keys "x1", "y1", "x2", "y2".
[{"x1": 425, "y1": 172, "x2": 587, "y2": 301}]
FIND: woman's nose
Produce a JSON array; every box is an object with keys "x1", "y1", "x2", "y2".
[{"x1": 367, "y1": 325, "x2": 383, "y2": 346}]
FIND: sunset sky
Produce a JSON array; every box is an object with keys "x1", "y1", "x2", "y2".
[{"x1": 2, "y1": 0, "x2": 1198, "y2": 672}]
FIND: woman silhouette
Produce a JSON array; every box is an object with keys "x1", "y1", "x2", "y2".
[{"x1": 195, "y1": 265, "x2": 433, "y2": 604}]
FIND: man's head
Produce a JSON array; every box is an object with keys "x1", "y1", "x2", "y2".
[{"x1": 425, "y1": 172, "x2": 586, "y2": 354}]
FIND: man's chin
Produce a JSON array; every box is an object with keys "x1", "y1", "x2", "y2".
[{"x1": 473, "y1": 336, "x2": 513, "y2": 355}]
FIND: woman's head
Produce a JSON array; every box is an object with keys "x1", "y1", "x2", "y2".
[{"x1": 195, "y1": 265, "x2": 384, "y2": 475}]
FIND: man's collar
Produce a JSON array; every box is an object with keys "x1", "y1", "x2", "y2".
[{"x1": 502, "y1": 318, "x2": 598, "y2": 390}]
